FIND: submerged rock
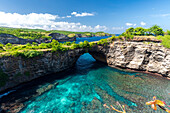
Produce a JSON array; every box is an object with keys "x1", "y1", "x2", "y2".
[{"x1": 36, "y1": 82, "x2": 58, "y2": 95}]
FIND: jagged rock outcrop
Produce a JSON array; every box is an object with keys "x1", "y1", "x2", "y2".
[{"x1": 89, "y1": 41, "x2": 170, "y2": 78}]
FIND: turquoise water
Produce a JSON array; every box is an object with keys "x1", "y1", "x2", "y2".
[{"x1": 18, "y1": 53, "x2": 170, "y2": 113}]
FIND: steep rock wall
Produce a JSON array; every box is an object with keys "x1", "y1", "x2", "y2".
[
  {"x1": 89, "y1": 41, "x2": 170, "y2": 78},
  {"x1": 0, "y1": 49, "x2": 85, "y2": 92}
]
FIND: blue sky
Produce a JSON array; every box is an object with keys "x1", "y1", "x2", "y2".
[{"x1": 0, "y1": 0, "x2": 170, "y2": 33}]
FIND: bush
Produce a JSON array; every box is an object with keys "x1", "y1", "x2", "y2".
[
  {"x1": 97, "y1": 39, "x2": 108, "y2": 45},
  {"x1": 157, "y1": 35, "x2": 170, "y2": 48},
  {"x1": 39, "y1": 43, "x2": 48, "y2": 49},
  {"x1": 70, "y1": 44, "x2": 79, "y2": 49},
  {"x1": 167, "y1": 30, "x2": 170, "y2": 35},
  {"x1": 149, "y1": 25, "x2": 164, "y2": 36},
  {"x1": 51, "y1": 39, "x2": 59, "y2": 46},
  {"x1": 89, "y1": 42, "x2": 96, "y2": 47},
  {"x1": 51, "y1": 45, "x2": 68, "y2": 52},
  {"x1": 24, "y1": 50, "x2": 43, "y2": 58},
  {"x1": 5, "y1": 43, "x2": 13, "y2": 50},
  {"x1": 65, "y1": 42, "x2": 71, "y2": 46},
  {"x1": 79, "y1": 41, "x2": 90, "y2": 48}
]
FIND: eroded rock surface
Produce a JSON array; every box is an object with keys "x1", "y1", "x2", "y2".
[{"x1": 89, "y1": 41, "x2": 170, "y2": 78}]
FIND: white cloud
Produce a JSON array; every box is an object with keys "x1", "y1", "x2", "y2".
[
  {"x1": 71, "y1": 12, "x2": 94, "y2": 17},
  {"x1": 140, "y1": 21, "x2": 146, "y2": 26},
  {"x1": 126, "y1": 23, "x2": 135, "y2": 26},
  {"x1": 66, "y1": 16, "x2": 71, "y2": 18},
  {"x1": 112, "y1": 27, "x2": 124, "y2": 30},
  {"x1": 94, "y1": 25, "x2": 108, "y2": 31},
  {"x1": 0, "y1": 11, "x2": 106, "y2": 32}
]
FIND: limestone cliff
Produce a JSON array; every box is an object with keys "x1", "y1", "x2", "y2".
[
  {"x1": 0, "y1": 49, "x2": 85, "y2": 92},
  {"x1": 89, "y1": 41, "x2": 170, "y2": 78}
]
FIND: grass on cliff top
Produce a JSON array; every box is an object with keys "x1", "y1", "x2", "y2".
[{"x1": 157, "y1": 35, "x2": 170, "y2": 48}]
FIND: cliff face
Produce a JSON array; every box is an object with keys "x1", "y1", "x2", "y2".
[
  {"x1": 89, "y1": 41, "x2": 170, "y2": 78},
  {"x1": 0, "y1": 49, "x2": 85, "y2": 92},
  {"x1": 0, "y1": 41, "x2": 170, "y2": 92}
]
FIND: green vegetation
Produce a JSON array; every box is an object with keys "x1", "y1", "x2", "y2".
[
  {"x1": 0, "y1": 27, "x2": 51, "y2": 40},
  {"x1": 157, "y1": 35, "x2": 170, "y2": 48},
  {"x1": 97, "y1": 39, "x2": 108, "y2": 46},
  {"x1": 0, "y1": 69, "x2": 9, "y2": 87},
  {"x1": 0, "y1": 38, "x2": 110, "y2": 58},
  {"x1": 123, "y1": 25, "x2": 164, "y2": 36},
  {"x1": 25, "y1": 71, "x2": 30, "y2": 76},
  {"x1": 166, "y1": 30, "x2": 170, "y2": 35},
  {"x1": 68, "y1": 33, "x2": 76, "y2": 38}
]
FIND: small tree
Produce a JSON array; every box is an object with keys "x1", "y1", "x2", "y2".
[
  {"x1": 125, "y1": 27, "x2": 134, "y2": 35},
  {"x1": 134, "y1": 27, "x2": 145, "y2": 36},
  {"x1": 149, "y1": 25, "x2": 164, "y2": 36}
]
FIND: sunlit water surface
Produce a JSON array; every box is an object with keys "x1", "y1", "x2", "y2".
[{"x1": 18, "y1": 53, "x2": 170, "y2": 113}]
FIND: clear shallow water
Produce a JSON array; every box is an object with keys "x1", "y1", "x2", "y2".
[
  {"x1": 0, "y1": 35, "x2": 169, "y2": 112},
  {"x1": 18, "y1": 53, "x2": 170, "y2": 113}
]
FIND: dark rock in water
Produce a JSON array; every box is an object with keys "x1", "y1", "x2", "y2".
[
  {"x1": 0, "y1": 33, "x2": 35, "y2": 45},
  {"x1": 49, "y1": 33, "x2": 76, "y2": 42},
  {"x1": 36, "y1": 82, "x2": 58, "y2": 95}
]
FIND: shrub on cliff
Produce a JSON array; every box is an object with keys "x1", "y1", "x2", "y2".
[
  {"x1": 11, "y1": 50, "x2": 43, "y2": 58},
  {"x1": 23, "y1": 50, "x2": 43, "y2": 58},
  {"x1": 0, "y1": 70, "x2": 9, "y2": 87},
  {"x1": 5, "y1": 43, "x2": 13, "y2": 50},
  {"x1": 97, "y1": 39, "x2": 108, "y2": 46},
  {"x1": 89, "y1": 42, "x2": 96, "y2": 47},
  {"x1": 70, "y1": 44, "x2": 79, "y2": 49},
  {"x1": 65, "y1": 42, "x2": 71, "y2": 46},
  {"x1": 79, "y1": 41, "x2": 90, "y2": 48},
  {"x1": 166, "y1": 30, "x2": 170, "y2": 35},
  {"x1": 157, "y1": 35, "x2": 170, "y2": 48},
  {"x1": 51, "y1": 45, "x2": 68, "y2": 52}
]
